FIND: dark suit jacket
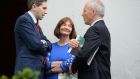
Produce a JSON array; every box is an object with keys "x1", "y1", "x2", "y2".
[
  {"x1": 72, "y1": 20, "x2": 111, "y2": 79},
  {"x1": 14, "y1": 12, "x2": 51, "y2": 78}
]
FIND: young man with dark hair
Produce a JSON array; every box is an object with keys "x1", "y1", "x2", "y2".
[{"x1": 14, "y1": 0, "x2": 51, "y2": 78}]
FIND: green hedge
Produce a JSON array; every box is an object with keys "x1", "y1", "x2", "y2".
[{"x1": 0, "y1": 68, "x2": 39, "y2": 79}]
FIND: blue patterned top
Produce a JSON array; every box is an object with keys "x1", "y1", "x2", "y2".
[{"x1": 46, "y1": 42, "x2": 75, "y2": 79}]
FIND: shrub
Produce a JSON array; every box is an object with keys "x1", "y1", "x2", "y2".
[{"x1": 0, "y1": 68, "x2": 39, "y2": 79}]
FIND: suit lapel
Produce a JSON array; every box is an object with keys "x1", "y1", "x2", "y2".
[
  {"x1": 24, "y1": 12, "x2": 42, "y2": 37},
  {"x1": 25, "y1": 12, "x2": 36, "y2": 29}
]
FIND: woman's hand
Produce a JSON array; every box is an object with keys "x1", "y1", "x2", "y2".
[{"x1": 49, "y1": 61, "x2": 63, "y2": 73}]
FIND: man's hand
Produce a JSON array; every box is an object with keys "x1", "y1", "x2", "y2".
[
  {"x1": 41, "y1": 40, "x2": 48, "y2": 47},
  {"x1": 41, "y1": 39, "x2": 52, "y2": 52},
  {"x1": 68, "y1": 39, "x2": 79, "y2": 48}
]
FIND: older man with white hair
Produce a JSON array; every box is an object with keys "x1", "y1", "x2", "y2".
[{"x1": 69, "y1": 0, "x2": 111, "y2": 79}]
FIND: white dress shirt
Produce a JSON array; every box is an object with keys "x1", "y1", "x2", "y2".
[{"x1": 28, "y1": 11, "x2": 37, "y2": 24}]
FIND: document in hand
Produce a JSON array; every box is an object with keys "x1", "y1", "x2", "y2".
[
  {"x1": 77, "y1": 35, "x2": 85, "y2": 48},
  {"x1": 68, "y1": 35, "x2": 99, "y2": 66},
  {"x1": 87, "y1": 47, "x2": 99, "y2": 66},
  {"x1": 68, "y1": 35, "x2": 85, "y2": 56}
]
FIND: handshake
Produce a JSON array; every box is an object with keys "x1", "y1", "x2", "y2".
[{"x1": 41, "y1": 39, "x2": 52, "y2": 52}]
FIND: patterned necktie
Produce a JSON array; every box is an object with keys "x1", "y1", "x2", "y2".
[{"x1": 36, "y1": 20, "x2": 40, "y2": 32}]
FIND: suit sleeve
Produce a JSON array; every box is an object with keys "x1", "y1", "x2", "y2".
[
  {"x1": 39, "y1": 27, "x2": 52, "y2": 52},
  {"x1": 39, "y1": 27, "x2": 48, "y2": 40},
  {"x1": 72, "y1": 26, "x2": 101, "y2": 61},
  {"x1": 79, "y1": 26, "x2": 101, "y2": 59},
  {"x1": 71, "y1": 26, "x2": 101, "y2": 73},
  {"x1": 15, "y1": 17, "x2": 48, "y2": 55}
]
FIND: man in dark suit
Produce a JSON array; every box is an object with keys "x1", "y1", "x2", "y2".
[
  {"x1": 14, "y1": 0, "x2": 51, "y2": 78},
  {"x1": 69, "y1": 0, "x2": 111, "y2": 79}
]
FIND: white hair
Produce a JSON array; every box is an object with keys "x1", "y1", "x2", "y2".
[{"x1": 86, "y1": 0, "x2": 105, "y2": 17}]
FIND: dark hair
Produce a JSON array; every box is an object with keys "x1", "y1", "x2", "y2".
[
  {"x1": 54, "y1": 17, "x2": 77, "y2": 39},
  {"x1": 27, "y1": 0, "x2": 47, "y2": 10}
]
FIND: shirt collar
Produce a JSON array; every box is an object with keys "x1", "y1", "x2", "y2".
[
  {"x1": 28, "y1": 11, "x2": 37, "y2": 24},
  {"x1": 91, "y1": 19, "x2": 103, "y2": 26}
]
